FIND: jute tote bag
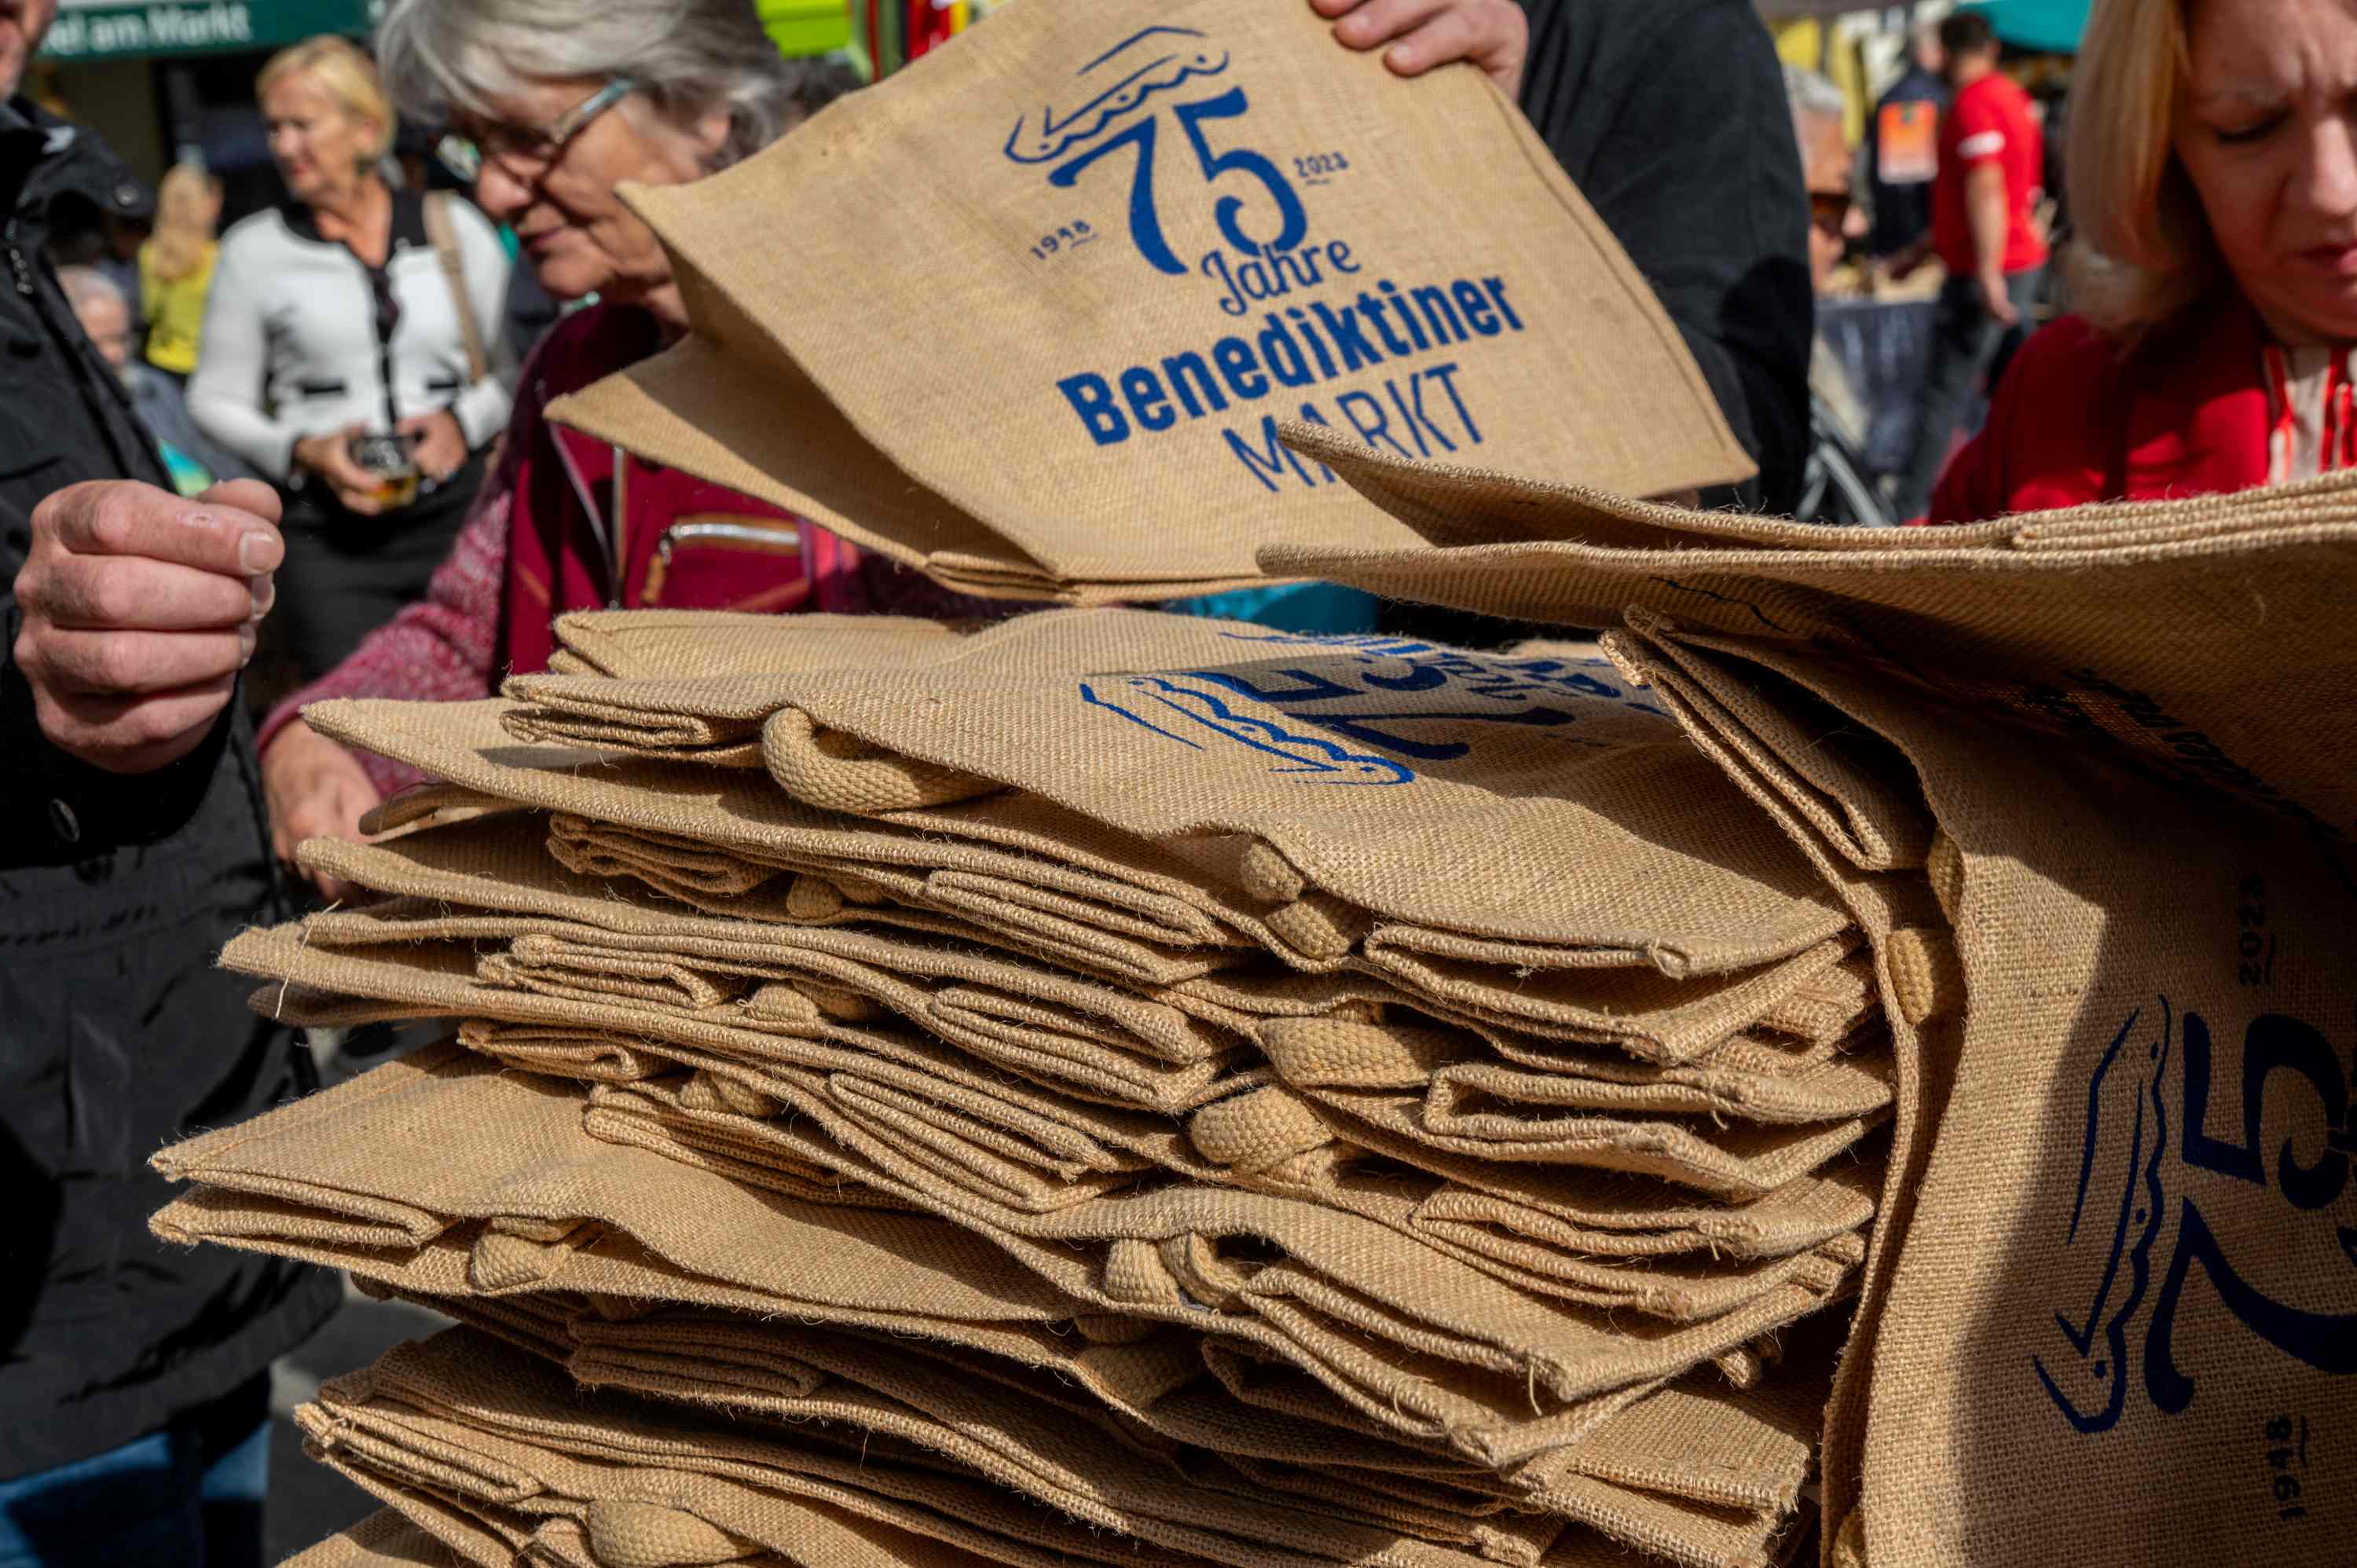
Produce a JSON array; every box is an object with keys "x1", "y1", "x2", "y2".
[
  {"x1": 544, "y1": 0, "x2": 1750, "y2": 602},
  {"x1": 1263, "y1": 430, "x2": 2357, "y2": 877},
  {"x1": 1604, "y1": 608, "x2": 2357, "y2": 1563}
]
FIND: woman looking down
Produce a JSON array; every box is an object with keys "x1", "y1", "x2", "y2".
[{"x1": 1933, "y1": 0, "x2": 2357, "y2": 520}]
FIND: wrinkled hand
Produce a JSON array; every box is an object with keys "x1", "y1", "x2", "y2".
[
  {"x1": 398, "y1": 409, "x2": 468, "y2": 486},
  {"x1": 1978, "y1": 270, "x2": 2020, "y2": 328},
  {"x1": 293, "y1": 423, "x2": 387, "y2": 516},
  {"x1": 1310, "y1": 0, "x2": 1529, "y2": 98},
  {"x1": 261, "y1": 718, "x2": 380, "y2": 899},
  {"x1": 14, "y1": 478, "x2": 280, "y2": 773}
]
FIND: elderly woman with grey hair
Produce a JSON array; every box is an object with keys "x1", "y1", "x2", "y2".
[{"x1": 255, "y1": 0, "x2": 940, "y2": 896}]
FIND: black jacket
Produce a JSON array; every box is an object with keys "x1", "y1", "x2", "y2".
[
  {"x1": 1517, "y1": 0, "x2": 1813, "y2": 518},
  {"x1": 1866, "y1": 64, "x2": 1948, "y2": 260},
  {"x1": 0, "y1": 99, "x2": 335, "y2": 1478}
]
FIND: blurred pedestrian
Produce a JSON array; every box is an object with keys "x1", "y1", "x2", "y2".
[
  {"x1": 188, "y1": 35, "x2": 515, "y2": 681},
  {"x1": 1, "y1": 3, "x2": 337, "y2": 1562},
  {"x1": 1932, "y1": 0, "x2": 2357, "y2": 521},
  {"x1": 1785, "y1": 64, "x2": 1890, "y2": 526},
  {"x1": 1867, "y1": 24, "x2": 1948, "y2": 263},
  {"x1": 58, "y1": 266, "x2": 251, "y2": 495},
  {"x1": 1886, "y1": 10, "x2": 2048, "y2": 518},
  {"x1": 137, "y1": 162, "x2": 222, "y2": 387},
  {"x1": 258, "y1": 0, "x2": 966, "y2": 893}
]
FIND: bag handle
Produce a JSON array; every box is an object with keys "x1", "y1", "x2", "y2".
[{"x1": 423, "y1": 191, "x2": 489, "y2": 387}]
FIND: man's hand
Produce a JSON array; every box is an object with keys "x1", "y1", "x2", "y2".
[
  {"x1": 293, "y1": 424, "x2": 387, "y2": 516},
  {"x1": 1310, "y1": 0, "x2": 1528, "y2": 99},
  {"x1": 399, "y1": 410, "x2": 468, "y2": 487},
  {"x1": 261, "y1": 718, "x2": 380, "y2": 900},
  {"x1": 1977, "y1": 269, "x2": 2020, "y2": 327},
  {"x1": 14, "y1": 478, "x2": 280, "y2": 774}
]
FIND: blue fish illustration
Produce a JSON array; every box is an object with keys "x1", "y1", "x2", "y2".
[
  {"x1": 1079, "y1": 676, "x2": 1414, "y2": 785},
  {"x1": 2033, "y1": 1000, "x2": 2173, "y2": 1434},
  {"x1": 1005, "y1": 27, "x2": 1231, "y2": 165}
]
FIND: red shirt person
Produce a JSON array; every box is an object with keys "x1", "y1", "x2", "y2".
[
  {"x1": 1931, "y1": 0, "x2": 2357, "y2": 523},
  {"x1": 1930, "y1": 53, "x2": 2047, "y2": 281},
  {"x1": 1886, "y1": 9, "x2": 2046, "y2": 518}
]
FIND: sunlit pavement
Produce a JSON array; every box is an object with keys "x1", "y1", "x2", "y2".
[{"x1": 264, "y1": 1279, "x2": 452, "y2": 1561}]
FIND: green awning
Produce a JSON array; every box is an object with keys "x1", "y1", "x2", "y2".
[
  {"x1": 1960, "y1": 0, "x2": 2091, "y2": 54},
  {"x1": 39, "y1": 0, "x2": 372, "y2": 63}
]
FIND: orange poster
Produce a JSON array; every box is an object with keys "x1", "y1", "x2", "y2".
[{"x1": 1878, "y1": 100, "x2": 1938, "y2": 185}]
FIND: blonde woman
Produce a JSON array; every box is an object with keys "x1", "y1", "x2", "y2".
[
  {"x1": 188, "y1": 35, "x2": 513, "y2": 677},
  {"x1": 1930, "y1": 0, "x2": 2357, "y2": 521},
  {"x1": 137, "y1": 162, "x2": 222, "y2": 383}
]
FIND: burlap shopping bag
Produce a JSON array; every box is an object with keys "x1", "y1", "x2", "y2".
[
  {"x1": 488, "y1": 610, "x2": 1848, "y2": 980},
  {"x1": 280, "y1": 1510, "x2": 464, "y2": 1568},
  {"x1": 550, "y1": 609, "x2": 971, "y2": 680},
  {"x1": 1250, "y1": 1008, "x2": 1890, "y2": 1151},
  {"x1": 1266, "y1": 429, "x2": 2357, "y2": 895},
  {"x1": 303, "y1": 701, "x2": 1272, "y2": 989},
  {"x1": 222, "y1": 924, "x2": 1219, "y2": 1203},
  {"x1": 152, "y1": 1045, "x2": 1080, "y2": 1326},
  {"x1": 304, "y1": 679, "x2": 1860, "y2": 1031},
  {"x1": 522, "y1": 1309, "x2": 1577, "y2": 1568},
  {"x1": 224, "y1": 920, "x2": 1857, "y2": 1329},
  {"x1": 298, "y1": 866, "x2": 1253, "y2": 1112},
  {"x1": 319, "y1": 1327, "x2": 1819, "y2": 1568},
  {"x1": 543, "y1": 0, "x2": 1750, "y2": 603},
  {"x1": 344, "y1": 1323, "x2": 1823, "y2": 1568},
  {"x1": 1611, "y1": 619, "x2": 2357, "y2": 1566}
]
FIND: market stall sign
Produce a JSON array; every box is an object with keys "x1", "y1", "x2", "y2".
[{"x1": 39, "y1": 0, "x2": 373, "y2": 62}]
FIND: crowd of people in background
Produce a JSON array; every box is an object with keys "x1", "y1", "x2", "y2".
[{"x1": 16, "y1": 0, "x2": 2355, "y2": 1560}]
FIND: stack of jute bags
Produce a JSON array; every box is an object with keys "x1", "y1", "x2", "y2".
[
  {"x1": 1238, "y1": 426, "x2": 2357, "y2": 1565},
  {"x1": 167, "y1": 601, "x2": 1886, "y2": 1568},
  {"x1": 153, "y1": 520, "x2": 2357, "y2": 1568}
]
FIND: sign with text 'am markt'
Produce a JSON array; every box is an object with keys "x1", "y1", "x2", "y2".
[{"x1": 39, "y1": 0, "x2": 371, "y2": 63}]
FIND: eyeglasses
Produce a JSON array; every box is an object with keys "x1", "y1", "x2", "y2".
[
  {"x1": 437, "y1": 77, "x2": 638, "y2": 185},
  {"x1": 1809, "y1": 189, "x2": 1854, "y2": 236}
]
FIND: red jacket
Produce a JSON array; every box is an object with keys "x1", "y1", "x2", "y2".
[{"x1": 1930, "y1": 302, "x2": 2274, "y2": 523}]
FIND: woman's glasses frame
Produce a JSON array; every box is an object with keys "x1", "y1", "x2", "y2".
[{"x1": 436, "y1": 77, "x2": 640, "y2": 186}]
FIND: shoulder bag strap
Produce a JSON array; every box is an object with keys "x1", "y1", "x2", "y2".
[{"x1": 423, "y1": 190, "x2": 489, "y2": 387}]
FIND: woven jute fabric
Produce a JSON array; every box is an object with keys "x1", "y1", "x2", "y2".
[
  {"x1": 302, "y1": 1325, "x2": 1816, "y2": 1568},
  {"x1": 224, "y1": 918, "x2": 1870, "y2": 1317},
  {"x1": 158, "y1": 1041, "x2": 1846, "y2": 1476},
  {"x1": 548, "y1": 609, "x2": 973, "y2": 682},
  {"x1": 1601, "y1": 594, "x2": 2357, "y2": 1563},
  {"x1": 222, "y1": 927, "x2": 1218, "y2": 1196},
  {"x1": 1266, "y1": 429, "x2": 2357, "y2": 889},
  {"x1": 540, "y1": 0, "x2": 1749, "y2": 604},
  {"x1": 464, "y1": 610, "x2": 1849, "y2": 973},
  {"x1": 387, "y1": 1284, "x2": 1818, "y2": 1528},
  {"x1": 279, "y1": 1509, "x2": 468, "y2": 1568},
  {"x1": 306, "y1": 698, "x2": 1288, "y2": 990},
  {"x1": 304, "y1": 690, "x2": 1860, "y2": 1061},
  {"x1": 289, "y1": 856, "x2": 1252, "y2": 1112},
  {"x1": 1592, "y1": 625, "x2": 1951, "y2": 1559},
  {"x1": 152, "y1": 1045, "x2": 1078, "y2": 1325}
]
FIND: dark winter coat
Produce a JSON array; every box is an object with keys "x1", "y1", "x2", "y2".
[{"x1": 0, "y1": 97, "x2": 335, "y2": 1479}]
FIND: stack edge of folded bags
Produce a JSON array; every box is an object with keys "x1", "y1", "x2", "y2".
[{"x1": 163, "y1": 596, "x2": 1903, "y2": 1568}]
